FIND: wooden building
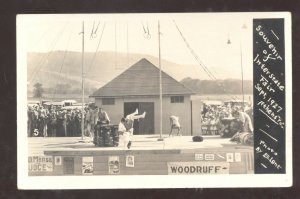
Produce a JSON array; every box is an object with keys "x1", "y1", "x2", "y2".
[{"x1": 90, "y1": 58, "x2": 202, "y2": 135}]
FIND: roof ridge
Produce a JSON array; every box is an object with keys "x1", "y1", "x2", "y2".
[
  {"x1": 90, "y1": 58, "x2": 146, "y2": 96},
  {"x1": 90, "y1": 58, "x2": 195, "y2": 97},
  {"x1": 143, "y1": 59, "x2": 196, "y2": 94}
]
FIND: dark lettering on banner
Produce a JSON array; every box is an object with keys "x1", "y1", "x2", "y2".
[
  {"x1": 167, "y1": 162, "x2": 229, "y2": 175},
  {"x1": 28, "y1": 156, "x2": 53, "y2": 172},
  {"x1": 253, "y1": 19, "x2": 285, "y2": 173}
]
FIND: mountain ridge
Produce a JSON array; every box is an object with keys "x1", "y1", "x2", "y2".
[{"x1": 27, "y1": 51, "x2": 252, "y2": 96}]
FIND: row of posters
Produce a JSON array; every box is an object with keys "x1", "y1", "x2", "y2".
[{"x1": 82, "y1": 156, "x2": 135, "y2": 175}]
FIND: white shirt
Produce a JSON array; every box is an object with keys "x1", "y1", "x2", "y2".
[
  {"x1": 118, "y1": 122, "x2": 127, "y2": 132},
  {"x1": 170, "y1": 116, "x2": 180, "y2": 127}
]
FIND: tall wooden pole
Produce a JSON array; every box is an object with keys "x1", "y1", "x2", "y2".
[
  {"x1": 81, "y1": 21, "x2": 85, "y2": 140},
  {"x1": 158, "y1": 21, "x2": 164, "y2": 141},
  {"x1": 240, "y1": 40, "x2": 245, "y2": 112}
]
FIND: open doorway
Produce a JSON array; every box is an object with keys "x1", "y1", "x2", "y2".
[{"x1": 124, "y1": 102, "x2": 154, "y2": 135}]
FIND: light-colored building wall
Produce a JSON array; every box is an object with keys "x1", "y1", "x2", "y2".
[
  {"x1": 95, "y1": 98, "x2": 124, "y2": 125},
  {"x1": 94, "y1": 95, "x2": 194, "y2": 135},
  {"x1": 161, "y1": 96, "x2": 191, "y2": 135},
  {"x1": 191, "y1": 99, "x2": 203, "y2": 135}
]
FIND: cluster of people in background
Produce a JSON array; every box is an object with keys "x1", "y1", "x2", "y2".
[
  {"x1": 201, "y1": 103, "x2": 253, "y2": 136},
  {"x1": 27, "y1": 104, "x2": 110, "y2": 138}
]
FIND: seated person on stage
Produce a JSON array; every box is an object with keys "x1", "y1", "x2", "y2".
[
  {"x1": 97, "y1": 107, "x2": 110, "y2": 124},
  {"x1": 232, "y1": 109, "x2": 253, "y2": 133},
  {"x1": 118, "y1": 109, "x2": 146, "y2": 149},
  {"x1": 230, "y1": 108, "x2": 254, "y2": 143},
  {"x1": 169, "y1": 115, "x2": 181, "y2": 137}
]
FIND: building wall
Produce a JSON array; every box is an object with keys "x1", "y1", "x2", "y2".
[
  {"x1": 191, "y1": 99, "x2": 203, "y2": 136},
  {"x1": 95, "y1": 95, "x2": 193, "y2": 135}
]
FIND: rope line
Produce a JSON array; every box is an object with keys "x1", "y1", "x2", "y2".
[
  {"x1": 51, "y1": 27, "x2": 74, "y2": 100},
  {"x1": 29, "y1": 22, "x2": 69, "y2": 83},
  {"x1": 173, "y1": 20, "x2": 237, "y2": 100},
  {"x1": 86, "y1": 22, "x2": 106, "y2": 74}
]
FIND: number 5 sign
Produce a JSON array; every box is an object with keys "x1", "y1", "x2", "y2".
[{"x1": 33, "y1": 129, "x2": 39, "y2": 136}]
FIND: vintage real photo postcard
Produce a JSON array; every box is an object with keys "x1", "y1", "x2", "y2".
[{"x1": 17, "y1": 12, "x2": 292, "y2": 189}]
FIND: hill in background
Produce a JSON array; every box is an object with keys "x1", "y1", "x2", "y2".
[
  {"x1": 180, "y1": 77, "x2": 253, "y2": 95},
  {"x1": 27, "y1": 51, "x2": 252, "y2": 97}
]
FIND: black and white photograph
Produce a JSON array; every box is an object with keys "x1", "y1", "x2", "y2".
[
  {"x1": 126, "y1": 155, "x2": 135, "y2": 167},
  {"x1": 82, "y1": 156, "x2": 93, "y2": 175},
  {"x1": 17, "y1": 13, "x2": 292, "y2": 188}
]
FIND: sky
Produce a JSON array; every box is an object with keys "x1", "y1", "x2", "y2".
[{"x1": 18, "y1": 13, "x2": 258, "y2": 80}]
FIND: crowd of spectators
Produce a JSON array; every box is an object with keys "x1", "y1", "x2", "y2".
[
  {"x1": 27, "y1": 104, "x2": 101, "y2": 137},
  {"x1": 201, "y1": 103, "x2": 253, "y2": 135}
]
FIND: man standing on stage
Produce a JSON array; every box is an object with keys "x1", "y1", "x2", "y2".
[
  {"x1": 97, "y1": 107, "x2": 110, "y2": 124},
  {"x1": 169, "y1": 115, "x2": 181, "y2": 137}
]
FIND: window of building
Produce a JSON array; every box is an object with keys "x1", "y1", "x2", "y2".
[
  {"x1": 170, "y1": 96, "x2": 184, "y2": 103},
  {"x1": 102, "y1": 98, "x2": 115, "y2": 105}
]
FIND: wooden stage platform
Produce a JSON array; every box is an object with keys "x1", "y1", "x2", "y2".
[{"x1": 28, "y1": 135, "x2": 254, "y2": 176}]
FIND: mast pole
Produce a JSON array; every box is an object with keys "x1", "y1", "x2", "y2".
[
  {"x1": 81, "y1": 21, "x2": 85, "y2": 140},
  {"x1": 158, "y1": 20, "x2": 164, "y2": 141},
  {"x1": 240, "y1": 40, "x2": 244, "y2": 112}
]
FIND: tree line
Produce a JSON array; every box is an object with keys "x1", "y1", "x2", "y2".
[
  {"x1": 180, "y1": 77, "x2": 253, "y2": 95},
  {"x1": 33, "y1": 82, "x2": 97, "y2": 98}
]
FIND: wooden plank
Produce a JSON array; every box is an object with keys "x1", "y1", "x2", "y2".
[
  {"x1": 181, "y1": 147, "x2": 253, "y2": 154},
  {"x1": 131, "y1": 154, "x2": 195, "y2": 162},
  {"x1": 93, "y1": 163, "x2": 108, "y2": 170},
  {"x1": 44, "y1": 149, "x2": 181, "y2": 156},
  {"x1": 63, "y1": 157, "x2": 75, "y2": 175},
  {"x1": 74, "y1": 157, "x2": 83, "y2": 175},
  {"x1": 229, "y1": 162, "x2": 247, "y2": 174},
  {"x1": 88, "y1": 153, "x2": 249, "y2": 163},
  {"x1": 92, "y1": 162, "x2": 167, "y2": 173},
  {"x1": 53, "y1": 165, "x2": 64, "y2": 175},
  {"x1": 93, "y1": 154, "x2": 195, "y2": 163},
  {"x1": 92, "y1": 169, "x2": 167, "y2": 175},
  {"x1": 120, "y1": 162, "x2": 167, "y2": 170},
  {"x1": 29, "y1": 172, "x2": 52, "y2": 176},
  {"x1": 92, "y1": 153, "x2": 240, "y2": 164},
  {"x1": 120, "y1": 169, "x2": 167, "y2": 175}
]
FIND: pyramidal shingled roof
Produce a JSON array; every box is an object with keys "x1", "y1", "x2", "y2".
[{"x1": 90, "y1": 58, "x2": 195, "y2": 97}]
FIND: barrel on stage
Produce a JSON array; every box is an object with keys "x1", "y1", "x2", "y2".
[
  {"x1": 111, "y1": 125, "x2": 119, "y2": 147},
  {"x1": 238, "y1": 132, "x2": 253, "y2": 145},
  {"x1": 95, "y1": 136, "x2": 104, "y2": 147},
  {"x1": 113, "y1": 135, "x2": 119, "y2": 147},
  {"x1": 94, "y1": 124, "x2": 119, "y2": 147}
]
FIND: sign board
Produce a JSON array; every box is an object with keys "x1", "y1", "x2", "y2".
[
  {"x1": 54, "y1": 156, "x2": 62, "y2": 166},
  {"x1": 63, "y1": 157, "x2": 74, "y2": 175},
  {"x1": 204, "y1": 154, "x2": 215, "y2": 161},
  {"x1": 108, "y1": 156, "x2": 120, "y2": 174},
  {"x1": 235, "y1": 153, "x2": 242, "y2": 162},
  {"x1": 126, "y1": 155, "x2": 135, "y2": 167},
  {"x1": 82, "y1": 157, "x2": 94, "y2": 175},
  {"x1": 28, "y1": 156, "x2": 53, "y2": 172},
  {"x1": 168, "y1": 162, "x2": 230, "y2": 175},
  {"x1": 195, "y1": 153, "x2": 204, "y2": 161},
  {"x1": 226, "y1": 153, "x2": 234, "y2": 162}
]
